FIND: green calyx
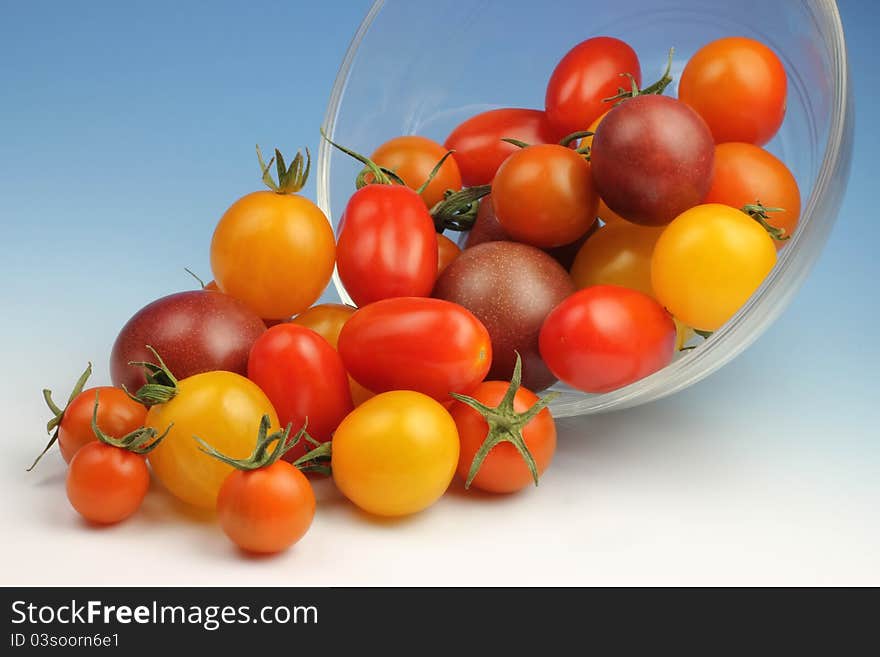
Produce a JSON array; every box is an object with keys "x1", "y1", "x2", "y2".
[
  {"x1": 28, "y1": 362, "x2": 93, "y2": 471},
  {"x1": 742, "y1": 201, "x2": 790, "y2": 241},
  {"x1": 125, "y1": 346, "x2": 179, "y2": 406},
  {"x1": 320, "y1": 127, "x2": 403, "y2": 187},
  {"x1": 449, "y1": 353, "x2": 558, "y2": 489},
  {"x1": 604, "y1": 47, "x2": 675, "y2": 105},
  {"x1": 430, "y1": 184, "x2": 492, "y2": 232},
  {"x1": 91, "y1": 391, "x2": 171, "y2": 454},
  {"x1": 257, "y1": 145, "x2": 311, "y2": 194},
  {"x1": 195, "y1": 414, "x2": 329, "y2": 473}
]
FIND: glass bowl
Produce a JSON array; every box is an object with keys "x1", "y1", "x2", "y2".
[{"x1": 316, "y1": 0, "x2": 853, "y2": 418}]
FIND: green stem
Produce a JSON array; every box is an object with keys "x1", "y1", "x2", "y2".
[
  {"x1": 124, "y1": 345, "x2": 179, "y2": 406},
  {"x1": 257, "y1": 145, "x2": 311, "y2": 194},
  {"x1": 416, "y1": 150, "x2": 456, "y2": 195},
  {"x1": 430, "y1": 184, "x2": 492, "y2": 232},
  {"x1": 28, "y1": 362, "x2": 93, "y2": 471},
  {"x1": 500, "y1": 137, "x2": 530, "y2": 149},
  {"x1": 604, "y1": 47, "x2": 675, "y2": 104},
  {"x1": 742, "y1": 201, "x2": 790, "y2": 241},
  {"x1": 184, "y1": 268, "x2": 208, "y2": 289},
  {"x1": 194, "y1": 415, "x2": 312, "y2": 471},
  {"x1": 320, "y1": 127, "x2": 396, "y2": 186},
  {"x1": 90, "y1": 391, "x2": 171, "y2": 454}
]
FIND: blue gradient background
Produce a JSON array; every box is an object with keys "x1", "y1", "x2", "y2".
[{"x1": 0, "y1": 1, "x2": 877, "y2": 585}]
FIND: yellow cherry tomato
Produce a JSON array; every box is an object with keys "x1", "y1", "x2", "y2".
[
  {"x1": 570, "y1": 222, "x2": 664, "y2": 298},
  {"x1": 211, "y1": 190, "x2": 335, "y2": 320},
  {"x1": 146, "y1": 371, "x2": 279, "y2": 509},
  {"x1": 291, "y1": 303, "x2": 375, "y2": 406},
  {"x1": 332, "y1": 391, "x2": 459, "y2": 517},
  {"x1": 651, "y1": 203, "x2": 777, "y2": 331}
]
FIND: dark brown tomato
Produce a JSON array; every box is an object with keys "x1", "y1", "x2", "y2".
[
  {"x1": 111, "y1": 290, "x2": 266, "y2": 391},
  {"x1": 591, "y1": 95, "x2": 714, "y2": 226},
  {"x1": 433, "y1": 241, "x2": 575, "y2": 391},
  {"x1": 465, "y1": 196, "x2": 598, "y2": 270}
]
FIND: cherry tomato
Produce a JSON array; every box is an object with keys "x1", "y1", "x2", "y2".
[
  {"x1": 332, "y1": 391, "x2": 459, "y2": 517},
  {"x1": 217, "y1": 461, "x2": 315, "y2": 554},
  {"x1": 437, "y1": 234, "x2": 461, "y2": 276},
  {"x1": 449, "y1": 381, "x2": 556, "y2": 494},
  {"x1": 247, "y1": 324, "x2": 353, "y2": 459},
  {"x1": 66, "y1": 442, "x2": 150, "y2": 524},
  {"x1": 570, "y1": 223, "x2": 664, "y2": 298},
  {"x1": 705, "y1": 142, "x2": 801, "y2": 248},
  {"x1": 146, "y1": 371, "x2": 279, "y2": 509},
  {"x1": 336, "y1": 184, "x2": 438, "y2": 306},
  {"x1": 545, "y1": 36, "x2": 642, "y2": 136},
  {"x1": 444, "y1": 108, "x2": 570, "y2": 186},
  {"x1": 291, "y1": 304, "x2": 374, "y2": 406},
  {"x1": 591, "y1": 94, "x2": 714, "y2": 226},
  {"x1": 651, "y1": 203, "x2": 777, "y2": 332},
  {"x1": 679, "y1": 37, "x2": 787, "y2": 146},
  {"x1": 539, "y1": 285, "x2": 676, "y2": 393},
  {"x1": 51, "y1": 386, "x2": 146, "y2": 464},
  {"x1": 110, "y1": 290, "x2": 266, "y2": 392},
  {"x1": 210, "y1": 150, "x2": 336, "y2": 319},
  {"x1": 597, "y1": 198, "x2": 628, "y2": 226},
  {"x1": 338, "y1": 297, "x2": 491, "y2": 401},
  {"x1": 370, "y1": 135, "x2": 462, "y2": 208},
  {"x1": 492, "y1": 144, "x2": 598, "y2": 248}
]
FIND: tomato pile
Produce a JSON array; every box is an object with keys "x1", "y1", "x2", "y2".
[{"x1": 32, "y1": 34, "x2": 797, "y2": 555}]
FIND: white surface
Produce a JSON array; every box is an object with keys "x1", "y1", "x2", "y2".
[{"x1": 2, "y1": 293, "x2": 878, "y2": 587}]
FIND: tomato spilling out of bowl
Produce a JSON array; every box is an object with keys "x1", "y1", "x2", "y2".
[{"x1": 34, "y1": 31, "x2": 802, "y2": 552}]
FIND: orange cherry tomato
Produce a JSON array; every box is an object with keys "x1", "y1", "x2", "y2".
[
  {"x1": 66, "y1": 442, "x2": 150, "y2": 524},
  {"x1": 492, "y1": 144, "x2": 598, "y2": 248},
  {"x1": 570, "y1": 223, "x2": 665, "y2": 298},
  {"x1": 437, "y1": 234, "x2": 462, "y2": 276},
  {"x1": 705, "y1": 142, "x2": 801, "y2": 248},
  {"x1": 679, "y1": 37, "x2": 787, "y2": 146},
  {"x1": 216, "y1": 462, "x2": 315, "y2": 554},
  {"x1": 58, "y1": 387, "x2": 146, "y2": 464},
  {"x1": 291, "y1": 303, "x2": 375, "y2": 406},
  {"x1": 371, "y1": 135, "x2": 462, "y2": 208}
]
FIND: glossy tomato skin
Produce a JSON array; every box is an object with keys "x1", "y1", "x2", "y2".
[
  {"x1": 705, "y1": 142, "x2": 800, "y2": 248},
  {"x1": 210, "y1": 191, "x2": 336, "y2": 320},
  {"x1": 371, "y1": 136, "x2": 462, "y2": 208},
  {"x1": 217, "y1": 462, "x2": 315, "y2": 554},
  {"x1": 66, "y1": 443, "x2": 150, "y2": 524},
  {"x1": 545, "y1": 37, "x2": 642, "y2": 136},
  {"x1": 570, "y1": 223, "x2": 665, "y2": 298},
  {"x1": 337, "y1": 184, "x2": 438, "y2": 306},
  {"x1": 539, "y1": 285, "x2": 676, "y2": 393},
  {"x1": 449, "y1": 382, "x2": 556, "y2": 494},
  {"x1": 466, "y1": 195, "x2": 597, "y2": 270},
  {"x1": 58, "y1": 387, "x2": 146, "y2": 463},
  {"x1": 591, "y1": 95, "x2": 714, "y2": 226},
  {"x1": 247, "y1": 324, "x2": 353, "y2": 459},
  {"x1": 436, "y1": 234, "x2": 461, "y2": 276},
  {"x1": 110, "y1": 290, "x2": 266, "y2": 393},
  {"x1": 434, "y1": 242, "x2": 575, "y2": 392},
  {"x1": 146, "y1": 371, "x2": 279, "y2": 509},
  {"x1": 679, "y1": 37, "x2": 787, "y2": 146},
  {"x1": 651, "y1": 204, "x2": 777, "y2": 331},
  {"x1": 338, "y1": 297, "x2": 491, "y2": 401},
  {"x1": 444, "y1": 108, "x2": 570, "y2": 187},
  {"x1": 290, "y1": 304, "x2": 374, "y2": 406},
  {"x1": 332, "y1": 391, "x2": 459, "y2": 517},
  {"x1": 492, "y1": 144, "x2": 598, "y2": 248}
]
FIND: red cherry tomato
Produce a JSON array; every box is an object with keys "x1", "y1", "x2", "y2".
[
  {"x1": 492, "y1": 144, "x2": 598, "y2": 248},
  {"x1": 545, "y1": 36, "x2": 642, "y2": 136},
  {"x1": 66, "y1": 442, "x2": 150, "y2": 524},
  {"x1": 539, "y1": 285, "x2": 676, "y2": 393},
  {"x1": 444, "y1": 108, "x2": 570, "y2": 186},
  {"x1": 679, "y1": 37, "x2": 787, "y2": 146},
  {"x1": 56, "y1": 387, "x2": 146, "y2": 464},
  {"x1": 248, "y1": 324, "x2": 353, "y2": 460},
  {"x1": 336, "y1": 184, "x2": 438, "y2": 306},
  {"x1": 338, "y1": 297, "x2": 492, "y2": 401},
  {"x1": 449, "y1": 381, "x2": 556, "y2": 494}
]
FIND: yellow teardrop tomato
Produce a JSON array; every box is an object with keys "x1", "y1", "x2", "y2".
[
  {"x1": 332, "y1": 391, "x2": 459, "y2": 517},
  {"x1": 210, "y1": 191, "x2": 335, "y2": 320},
  {"x1": 291, "y1": 303, "x2": 375, "y2": 406},
  {"x1": 146, "y1": 371, "x2": 279, "y2": 509},
  {"x1": 651, "y1": 204, "x2": 776, "y2": 332},
  {"x1": 570, "y1": 222, "x2": 664, "y2": 298}
]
